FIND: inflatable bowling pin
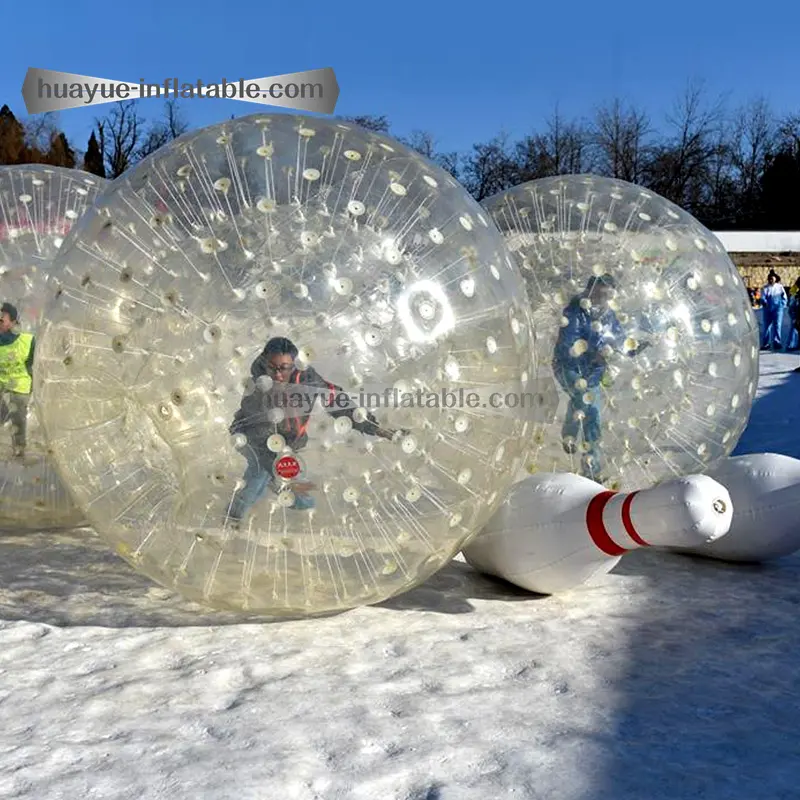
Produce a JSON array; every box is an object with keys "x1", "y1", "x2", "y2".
[
  {"x1": 666, "y1": 453, "x2": 800, "y2": 562},
  {"x1": 462, "y1": 472, "x2": 732, "y2": 595}
]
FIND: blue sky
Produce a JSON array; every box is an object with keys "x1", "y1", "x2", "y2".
[{"x1": 1, "y1": 0, "x2": 798, "y2": 156}]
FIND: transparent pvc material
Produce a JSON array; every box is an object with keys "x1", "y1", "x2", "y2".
[
  {"x1": 482, "y1": 175, "x2": 758, "y2": 491},
  {"x1": 34, "y1": 114, "x2": 534, "y2": 615},
  {"x1": 0, "y1": 165, "x2": 108, "y2": 530}
]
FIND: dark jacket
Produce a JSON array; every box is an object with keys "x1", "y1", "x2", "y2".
[{"x1": 230, "y1": 350, "x2": 382, "y2": 459}]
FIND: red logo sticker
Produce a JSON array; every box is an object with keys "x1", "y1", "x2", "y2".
[{"x1": 274, "y1": 455, "x2": 301, "y2": 480}]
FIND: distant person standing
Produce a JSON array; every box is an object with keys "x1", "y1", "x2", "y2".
[
  {"x1": 792, "y1": 283, "x2": 800, "y2": 373},
  {"x1": 786, "y1": 276, "x2": 800, "y2": 352},
  {"x1": 760, "y1": 271, "x2": 788, "y2": 351},
  {"x1": 0, "y1": 302, "x2": 34, "y2": 461}
]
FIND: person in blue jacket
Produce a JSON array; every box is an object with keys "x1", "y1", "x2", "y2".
[
  {"x1": 786, "y1": 276, "x2": 800, "y2": 352},
  {"x1": 552, "y1": 274, "x2": 650, "y2": 482},
  {"x1": 760, "y1": 270, "x2": 788, "y2": 351}
]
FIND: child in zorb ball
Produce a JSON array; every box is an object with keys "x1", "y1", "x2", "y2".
[{"x1": 226, "y1": 336, "x2": 398, "y2": 525}]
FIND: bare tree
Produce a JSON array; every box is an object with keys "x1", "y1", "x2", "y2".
[
  {"x1": 434, "y1": 150, "x2": 460, "y2": 179},
  {"x1": 92, "y1": 99, "x2": 188, "y2": 176},
  {"x1": 94, "y1": 100, "x2": 145, "y2": 178},
  {"x1": 516, "y1": 106, "x2": 592, "y2": 181},
  {"x1": 22, "y1": 111, "x2": 61, "y2": 154},
  {"x1": 460, "y1": 133, "x2": 520, "y2": 200},
  {"x1": 163, "y1": 98, "x2": 188, "y2": 140},
  {"x1": 401, "y1": 129, "x2": 437, "y2": 159},
  {"x1": 777, "y1": 113, "x2": 800, "y2": 157},
  {"x1": 589, "y1": 98, "x2": 651, "y2": 182},
  {"x1": 645, "y1": 79, "x2": 726, "y2": 213},
  {"x1": 135, "y1": 124, "x2": 170, "y2": 162},
  {"x1": 701, "y1": 122, "x2": 738, "y2": 228},
  {"x1": 340, "y1": 114, "x2": 390, "y2": 133},
  {"x1": 136, "y1": 99, "x2": 189, "y2": 160},
  {"x1": 728, "y1": 97, "x2": 777, "y2": 223},
  {"x1": 400, "y1": 129, "x2": 461, "y2": 178}
]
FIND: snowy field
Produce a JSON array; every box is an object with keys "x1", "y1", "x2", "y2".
[{"x1": 2, "y1": 352, "x2": 800, "y2": 800}]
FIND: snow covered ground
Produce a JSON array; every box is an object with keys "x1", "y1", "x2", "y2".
[{"x1": 1, "y1": 352, "x2": 799, "y2": 800}]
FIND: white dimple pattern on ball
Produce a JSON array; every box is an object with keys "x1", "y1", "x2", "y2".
[
  {"x1": 0, "y1": 165, "x2": 108, "y2": 530},
  {"x1": 33, "y1": 115, "x2": 534, "y2": 616},
  {"x1": 483, "y1": 175, "x2": 758, "y2": 491}
]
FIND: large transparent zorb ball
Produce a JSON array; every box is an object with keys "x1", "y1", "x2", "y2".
[
  {"x1": 34, "y1": 114, "x2": 533, "y2": 615},
  {"x1": 0, "y1": 165, "x2": 108, "y2": 530},
  {"x1": 482, "y1": 175, "x2": 758, "y2": 490}
]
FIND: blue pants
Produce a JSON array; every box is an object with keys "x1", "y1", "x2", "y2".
[
  {"x1": 787, "y1": 313, "x2": 799, "y2": 350},
  {"x1": 227, "y1": 446, "x2": 315, "y2": 521},
  {"x1": 555, "y1": 369, "x2": 605, "y2": 480},
  {"x1": 761, "y1": 306, "x2": 785, "y2": 349}
]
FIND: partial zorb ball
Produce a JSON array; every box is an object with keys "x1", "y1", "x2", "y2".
[
  {"x1": 482, "y1": 175, "x2": 758, "y2": 490},
  {"x1": 0, "y1": 165, "x2": 108, "y2": 530},
  {"x1": 34, "y1": 114, "x2": 534, "y2": 615}
]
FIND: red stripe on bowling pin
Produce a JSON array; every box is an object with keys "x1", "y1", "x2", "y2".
[
  {"x1": 621, "y1": 492, "x2": 649, "y2": 546},
  {"x1": 585, "y1": 490, "x2": 650, "y2": 556}
]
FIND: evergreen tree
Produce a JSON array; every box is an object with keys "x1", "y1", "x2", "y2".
[
  {"x1": 341, "y1": 114, "x2": 390, "y2": 133},
  {"x1": 760, "y1": 149, "x2": 800, "y2": 230},
  {"x1": 46, "y1": 132, "x2": 76, "y2": 168},
  {"x1": 0, "y1": 104, "x2": 26, "y2": 164},
  {"x1": 82, "y1": 131, "x2": 105, "y2": 177}
]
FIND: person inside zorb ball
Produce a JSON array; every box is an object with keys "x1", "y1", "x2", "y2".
[
  {"x1": 0, "y1": 300, "x2": 33, "y2": 461},
  {"x1": 551, "y1": 272, "x2": 652, "y2": 479},
  {"x1": 226, "y1": 334, "x2": 399, "y2": 524},
  {"x1": 0, "y1": 164, "x2": 108, "y2": 530},
  {"x1": 34, "y1": 114, "x2": 534, "y2": 615},
  {"x1": 482, "y1": 175, "x2": 759, "y2": 490}
]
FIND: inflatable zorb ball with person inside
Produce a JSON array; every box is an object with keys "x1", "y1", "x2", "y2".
[
  {"x1": 0, "y1": 165, "x2": 107, "y2": 530},
  {"x1": 482, "y1": 175, "x2": 759, "y2": 490},
  {"x1": 34, "y1": 113, "x2": 535, "y2": 616}
]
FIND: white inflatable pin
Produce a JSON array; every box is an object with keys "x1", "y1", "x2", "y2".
[
  {"x1": 463, "y1": 472, "x2": 732, "y2": 594},
  {"x1": 667, "y1": 453, "x2": 800, "y2": 562}
]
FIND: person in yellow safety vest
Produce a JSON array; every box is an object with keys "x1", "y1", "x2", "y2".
[{"x1": 0, "y1": 302, "x2": 35, "y2": 461}]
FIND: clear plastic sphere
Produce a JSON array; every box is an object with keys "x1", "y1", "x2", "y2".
[
  {"x1": 34, "y1": 114, "x2": 534, "y2": 615},
  {"x1": 0, "y1": 165, "x2": 108, "y2": 530},
  {"x1": 482, "y1": 175, "x2": 758, "y2": 490}
]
